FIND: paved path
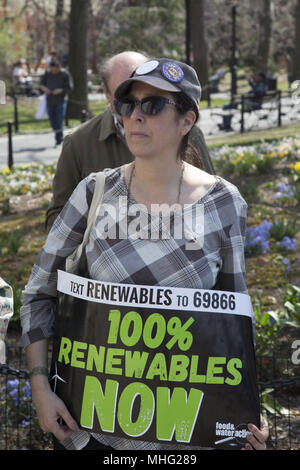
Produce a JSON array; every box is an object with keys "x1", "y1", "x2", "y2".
[
  {"x1": 0, "y1": 93, "x2": 299, "y2": 171},
  {"x1": 0, "y1": 130, "x2": 62, "y2": 170}
]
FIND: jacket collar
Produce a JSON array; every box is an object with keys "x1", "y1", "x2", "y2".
[{"x1": 99, "y1": 106, "x2": 123, "y2": 141}]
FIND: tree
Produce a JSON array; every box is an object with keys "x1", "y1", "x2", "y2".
[
  {"x1": 292, "y1": 0, "x2": 300, "y2": 80},
  {"x1": 53, "y1": 0, "x2": 68, "y2": 62},
  {"x1": 67, "y1": 0, "x2": 89, "y2": 119},
  {"x1": 189, "y1": 0, "x2": 209, "y2": 100},
  {"x1": 256, "y1": 0, "x2": 273, "y2": 74},
  {"x1": 97, "y1": 0, "x2": 185, "y2": 62}
]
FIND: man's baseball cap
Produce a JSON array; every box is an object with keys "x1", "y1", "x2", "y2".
[{"x1": 114, "y1": 58, "x2": 201, "y2": 117}]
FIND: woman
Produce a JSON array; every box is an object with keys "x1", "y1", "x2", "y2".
[{"x1": 20, "y1": 58, "x2": 268, "y2": 451}]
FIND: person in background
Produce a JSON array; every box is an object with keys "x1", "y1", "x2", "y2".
[
  {"x1": 40, "y1": 60, "x2": 72, "y2": 147},
  {"x1": 12, "y1": 60, "x2": 33, "y2": 96},
  {"x1": 46, "y1": 51, "x2": 59, "y2": 70},
  {"x1": 45, "y1": 51, "x2": 215, "y2": 231},
  {"x1": 245, "y1": 71, "x2": 267, "y2": 110}
]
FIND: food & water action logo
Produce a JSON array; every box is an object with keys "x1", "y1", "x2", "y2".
[{"x1": 214, "y1": 421, "x2": 251, "y2": 447}]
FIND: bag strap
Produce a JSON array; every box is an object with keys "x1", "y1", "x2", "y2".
[
  {"x1": 82, "y1": 171, "x2": 106, "y2": 248},
  {"x1": 65, "y1": 172, "x2": 105, "y2": 271}
]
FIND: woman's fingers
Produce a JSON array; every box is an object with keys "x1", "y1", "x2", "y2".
[
  {"x1": 242, "y1": 415, "x2": 269, "y2": 450},
  {"x1": 34, "y1": 388, "x2": 79, "y2": 441}
]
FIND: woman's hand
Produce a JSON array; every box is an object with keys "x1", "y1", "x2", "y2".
[
  {"x1": 242, "y1": 415, "x2": 269, "y2": 450},
  {"x1": 26, "y1": 340, "x2": 79, "y2": 442},
  {"x1": 32, "y1": 377, "x2": 79, "y2": 442}
]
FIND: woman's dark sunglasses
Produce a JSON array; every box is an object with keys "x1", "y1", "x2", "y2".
[{"x1": 114, "y1": 96, "x2": 179, "y2": 117}]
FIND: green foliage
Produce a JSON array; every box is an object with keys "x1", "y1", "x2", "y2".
[
  {"x1": 0, "y1": 19, "x2": 28, "y2": 79},
  {"x1": 8, "y1": 230, "x2": 22, "y2": 255},
  {"x1": 253, "y1": 295, "x2": 282, "y2": 357},
  {"x1": 255, "y1": 153, "x2": 279, "y2": 174},
  {"x1": 260, "y1": 388, "x2": 289, "y2": 417},
  {"x1": 282, "y1": 284, "x2": 300, "y2": 328},
  {"x1": 0, "y1": 230, "x2": 23, "y2": 255},
  {"x1": 269, "y1": 217, "x2": 298, "y2": 241},
  {"x1": 254, "y1": 284, "x2": 300, "y2": 359},
  {"x1": 98, "y1": 0, "x2": 185, "y2": 60}
]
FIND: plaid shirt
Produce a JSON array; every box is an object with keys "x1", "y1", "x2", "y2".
[{"x1": 20, "y1": 166, "x2": 251, "y2": 450}]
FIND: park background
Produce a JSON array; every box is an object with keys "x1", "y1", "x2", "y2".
[{"x1": 0, "y1": 0, "x2": 300, "y2": 451}]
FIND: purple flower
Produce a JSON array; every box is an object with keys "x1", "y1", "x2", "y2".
[
  {"x1": 277, "y1": 237, "x2": 297, "y2": 251},
  {"x1": 275, "y1": 184, "x2": 295, "y2": 199},
  {"x1": 245, "y1": 228, "x2": 269, "y2": 256},
  {"x1": 7, "y1": 379, "x2": 19, "y2": 389},
  {"x1": 283, "y1": 257, "x2": 291, "y2": 271},
  {"x1": 244, "y1": 220, "x2": 271, "y2": 256},
  {"x1": 256, "y1": 220, "x2": 272, "y2": 238}
]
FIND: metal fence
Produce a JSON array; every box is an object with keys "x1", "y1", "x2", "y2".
[{"x1": 0, "y1": 342, "x2": 299, "y2": 451}]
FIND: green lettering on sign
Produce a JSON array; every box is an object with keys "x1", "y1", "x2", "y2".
[
  {"x1": 124, "y1": 350, "x2": 149, "y2": 378},
  {"x1": 225, "y1": 358, "x2": 242, "y2": 385},
  {"x1": 105, "y1": 348, "x2": 124, "y2": 375},
  {"x1": 80, "y1": 376, "x2": 118, "y2": 431},
  {"x1": 168, "y1": 355, "x2": 189, "y2": 382},
  {"x1": 206, "y1": 357, "x2": 226, "y2": 384},
  {"x1": 145, "y1": 353, "x2": 167, "y2": 381},
  {"x1": 86, "y1": 344, "x2": 105, "y2": 373},
  {"x1": 71, "y1": 341, "x2": 87, "y2": 368},
  {"x1": 156, "y1": 387, "x2": 204, "y2": 442},
  {"x1": 120, "y1": 311, "x2": 143, "y2": 346},
  {"x1": 118, "y1": 382, "x2": 154, "y2": 437},
  {"x1": 58, "y1": 337, "x2": 72, "y2": 365}
]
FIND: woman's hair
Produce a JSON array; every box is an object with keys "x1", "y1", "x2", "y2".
[{"x1": 173, "y1": 92, "x2": 203, "y2": 170}]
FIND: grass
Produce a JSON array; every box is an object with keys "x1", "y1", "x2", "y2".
[
  {"x1": 206, "y1": 122, "x2": 300, "y2": 148},
  {"x1": 0, "y1": 98, "x2": 108, "y2": 135}
]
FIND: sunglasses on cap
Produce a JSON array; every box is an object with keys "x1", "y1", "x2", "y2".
[{"x1": 114, "y1": 95, "x2": 180, "y2": 117}]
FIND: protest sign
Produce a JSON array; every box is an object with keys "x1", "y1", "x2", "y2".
[{"x1": 50, "y1": 270, "x2": 260, "y2": 449}]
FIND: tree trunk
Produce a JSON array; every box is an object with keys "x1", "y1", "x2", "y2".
[
  {"x1": 256, "y1": 0, "x2": 272, "y2": 75},
  {"x1": 89, "y1": 1, "x2": 98, "y2": 74},
  {"x1": 189, "y1": 0, "x2": 209, "y2": 101},
  {"x1": 54, "y1": 0, "x2": 65, "y2": 61},
  {"x1": 67, "y1": 0, "x2": 89, "y2": 119},
  {"x1": 292, "y1": 0, "x2": 300, "y2": 81}
]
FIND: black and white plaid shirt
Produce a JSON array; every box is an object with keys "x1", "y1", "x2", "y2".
[{"x1": 20, "y1": 166, "x2": 251, "y2": 450}]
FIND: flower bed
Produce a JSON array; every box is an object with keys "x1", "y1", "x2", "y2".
[
  {"x1": 211, "y1": 136, "x2": 300, "y2": 176},
  {"x1": 0, "y1": 162, "x2": 56, "y2": 200}
]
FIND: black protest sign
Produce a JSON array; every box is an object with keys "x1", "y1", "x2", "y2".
[{"x1": 50, "y1": 270, "x2": 260, "y2": 449}]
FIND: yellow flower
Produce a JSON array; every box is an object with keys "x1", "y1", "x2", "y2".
[
  {"x1": 2, "y1": 166, "x2": 10, "y2": 175},
  {"x1": 294, "y1": 162, "x2": 300, "y2": 171},
  {"x1": 20, "y1": 184, "x2": 29, "y2": 194}
]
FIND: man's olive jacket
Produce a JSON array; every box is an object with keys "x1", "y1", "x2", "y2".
[{"x1": 45, "y1": 107, "x2": 214, "y2": 231}]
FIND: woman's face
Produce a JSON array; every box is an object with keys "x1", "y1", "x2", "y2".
[{"x1": 121, "y1": 81, "x2": 195, "y2": 162}]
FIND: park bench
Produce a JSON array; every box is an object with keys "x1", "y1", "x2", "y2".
[{"x1": 209, "y1": 89, "x2": 281, "y2": 134}]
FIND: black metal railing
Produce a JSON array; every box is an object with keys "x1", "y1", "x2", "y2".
[{"x1": 0, "y1": 347, "x2": 299, "y2": 450}]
